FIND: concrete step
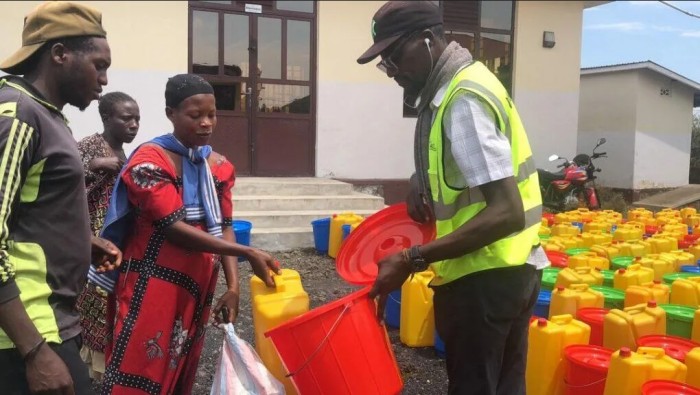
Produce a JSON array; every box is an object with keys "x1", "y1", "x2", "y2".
[
  {"x1": 234, "y1": 177, "x2": 353, "y2": 196},
  {"x1": 633, "y1": 185, "x2": 700, "y2": 211},
  {"x1": 234, "y1": 209, "x2": 378, "y2": 228},
  {"x1": 250, "y1": 226, "x2": 314, "y2": 252},
  {"x1": 233, "y1": 193, "x2": 385, "y2": 211}
]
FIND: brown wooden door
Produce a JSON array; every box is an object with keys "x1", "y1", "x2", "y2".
[{"x1": 189, "y1": 2, "x2": 316, "y2": 176}]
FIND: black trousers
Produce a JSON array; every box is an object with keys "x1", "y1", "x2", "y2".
[
  {"x1": 433, "y1": 264, "x2": 540, "y2": 395},
  {"x1": 0, "y1": 335, "x2": 94, "y2": 395}
]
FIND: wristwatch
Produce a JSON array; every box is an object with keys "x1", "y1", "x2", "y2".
[{"x1": 407, "y1": 245, "x2": 429, "y2": 272}]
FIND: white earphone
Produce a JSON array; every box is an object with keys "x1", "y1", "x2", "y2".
[{"x1": 424, "y1": 38, "x2": 431, "y2": 47}]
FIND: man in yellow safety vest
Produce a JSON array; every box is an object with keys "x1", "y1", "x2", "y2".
[{"x1": 359, "y1": 2, "x2": 546, "y2": 394}]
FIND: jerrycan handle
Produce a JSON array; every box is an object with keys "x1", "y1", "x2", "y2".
[
  {"x1": 574, "y1": 266, "x2": 592, "y2": 274},
  {"x1": 271, "y1": 263, "x2": 286, "y2": 292},
  {"x1": 622, "y1": 304, "x2": 646, "y2": 315},
  {"x1": 549, "y1": 314, "x2": 573, "y2": 325},
  {"x1": 636, "y1": 346, "x2": 666, "y2": 360}
]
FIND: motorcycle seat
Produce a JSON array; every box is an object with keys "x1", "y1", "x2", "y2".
[{"x1": 537, "y1": 169, "x2": 565, "y2": 184}]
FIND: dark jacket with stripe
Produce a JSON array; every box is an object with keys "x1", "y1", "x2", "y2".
[{"x1": 0, "y1": 76, "x2": 91, "y2": 347}]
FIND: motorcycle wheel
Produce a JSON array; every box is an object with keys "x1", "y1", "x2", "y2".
[{"x1": 563, "y1": 191, "x2": 582, "y2": 211}]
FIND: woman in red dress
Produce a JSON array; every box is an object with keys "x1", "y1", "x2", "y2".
[{"x1": 99, "y1": 74, "x2": 278, "y2": 394}]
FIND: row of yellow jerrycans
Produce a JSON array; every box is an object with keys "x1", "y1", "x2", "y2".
[
  {"x1": 552, "y1": 267, "x2": 700, "y2": 308},
  {"x1": 526, "y1": 313, "x2": 700, "y2": 395},
  {"x1": 545, "y1": 240, "x2": 700, "y2": 267},
  {"x1": 550, "y1": 280, "x2": 700, "y2": 318},
  {"x1": 550, "y1": 207, "x2": 700, "y2": 229},
  {"x1": 630, "y1": 206, "x2": 700, "y2": 227},
  {"x1": 561, "y1": 251, "x2": 696, "y2": 273},
  {"x1": 551, "y1": 208, "x2": 623, "y2": 225},
  {"x1": 540, "y1": 230, "x2": 685, "y2": 252}
]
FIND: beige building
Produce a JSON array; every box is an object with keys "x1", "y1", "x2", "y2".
[
  {"x1": 0, "y1": 0, "x2": 606, "y2": 203},
  {"x1": 578, "y1": 61, "x2": 700, "y2": 192}
]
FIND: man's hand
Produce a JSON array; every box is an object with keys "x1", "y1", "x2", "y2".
[
  {"x1": 406, "y1": 176, "x2": 434, "y2": 224},
  {"x1": 25, "y1": 344, "x2": 75, "y2": 395},
  {"x1": 212, "y1": 290, "x2": 239, "y2": 326},
  {"x1": 91, "y1": 236, "x2": 122, "y2": 272},
  {"x1": 89, "y1": 157, "x2": 123, "y2": 175},
  {"x1": 369, "y1": 252, "x2": 413, "y2": 321},
  {"x1": 246, "y1": 248, "x2": 280, "y2": 288}
]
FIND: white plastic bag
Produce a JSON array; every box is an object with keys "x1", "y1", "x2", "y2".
[{"x1": 210, "y1": 323, "x2": 286, "y2": 395}]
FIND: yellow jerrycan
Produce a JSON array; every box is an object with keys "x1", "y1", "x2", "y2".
[
  {"x1": 251, "y1": 269, "x2": 310, "y2": 394},
  {"x1": 400, "y1": 270, "x2": 436, "y2": 347},
  {"x1": 526, "y1": 315, "x2": 590, "y2": 395},
  {"x1": 549, "y1": 284, "x2": 604, "y2": 318},
  {"x1": 623, "y1": 281, "x2": 670, "y2": 307},
  {"x1": 603, "y1": 346, "x2": 687, "y2": 395},
  {"x1": 603, "y1": 301, "x2": 666, "y2": 350}
]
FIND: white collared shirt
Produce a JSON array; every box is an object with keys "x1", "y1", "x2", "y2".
[{"x1": 428, "y1": 77, "x2": 513, "y2": 190}]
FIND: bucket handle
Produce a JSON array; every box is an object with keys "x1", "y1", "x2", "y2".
[
  {"x1": 563, "y1": 377, "x2": 607, "y2": 388},
  {"x1": 285, "y1": 302, "x2": 352, "y2": 378},
  {"x1": 388, "y1": 293, "x2": 401, "y2": 305}
]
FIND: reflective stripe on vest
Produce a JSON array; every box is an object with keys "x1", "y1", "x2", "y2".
[{"x1": 433, "y1": 156, "x2": 538, "y2": 221}]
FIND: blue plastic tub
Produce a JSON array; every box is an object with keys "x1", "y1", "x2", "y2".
[
  {"x1": 233, "y1": 220, "x2": 252, "y2": 262},
  {"x1": 342, "y1": 224, "x2": 352, "y2": 242},
  {"x1": 681, "y1": 265, "x2": 700, "y2": 274},
  {"x1": 534, "y1": 289, "x2": 552, "y2": 319},
  {"x1": 384, "y1": 289, "x2": 401, "y2": 329},
  {"x1": 311, "y1": 217, "x2": 331, "y2": 254},
  {"x1": 435, "y1": 332, "x2": 446, "y2": 359}
]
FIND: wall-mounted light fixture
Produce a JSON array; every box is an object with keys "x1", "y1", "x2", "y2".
[{"x1": 543, "y1": 31, "x2": 555, "y2": 48}]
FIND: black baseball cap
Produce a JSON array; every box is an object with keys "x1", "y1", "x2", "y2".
[{"x1": 357, "y1": 1, "x2": 443, "y2": 65}]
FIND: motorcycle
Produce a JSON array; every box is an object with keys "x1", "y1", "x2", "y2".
[{"x1": 537, "y1": 138, "x2": 608, "y2": 212}]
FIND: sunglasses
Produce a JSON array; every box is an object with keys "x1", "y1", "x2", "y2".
[{"x1": 376, "y1": 31, "x2": 421, "y2": 75}]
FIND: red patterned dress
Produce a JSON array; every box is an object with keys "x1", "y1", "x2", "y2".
[{"x1": 102, "y1": 145, "x2": 234, "y2": 395}]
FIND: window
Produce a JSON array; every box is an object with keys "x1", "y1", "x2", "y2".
[
  {"x1": 403, "y1": 1, "x2": 515, "y2": 117},
  {"x1": 189, "y1": 1, "x2": 314, "y2": 115},
  {"x1": 276, "y1": 1, "x2": 313, "y2": 13}
]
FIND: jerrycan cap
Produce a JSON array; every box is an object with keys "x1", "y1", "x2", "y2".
[
  {"x1": 335, "y1": 203, "x2": 436, "y2": 286},
  {"x1": 653, "y1": 280, "x2": 661, "y2": 284},
  {"x1": 619, "y1": 269, "x2": 626, "y2": 274},
  {"x1": 537, "y1": 318, "x2": 548, "y2": 327},
  {"x1": 619, "y1": 347, "x2": 632, "y2": 357},
  {"x1": 556, "y1": 286, "x2": 566, "y2": 292},
  {"x1": 647, "y1": 300, "x2": 658, "y2": 308}
]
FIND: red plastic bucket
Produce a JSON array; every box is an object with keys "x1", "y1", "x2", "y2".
[
  {"x1": 563, "y1": 344, "x2": 613, "y2": 395},
  {"x1": 546, "y1": 250, "x2": 569, "y2": 268},
  {"x1": 679, "y1": 240, "x2": 694, "y2": 250},
  {"x1": 642, "y1": 380, "x2": 700, "y2": 395},
  {"x1": 543, "y1": 212, "x2": 555, "y2": 226},
  {"x1": 637, "y1": 335, "x2": 700, "y2": 363},
  {"x1": 264, "y1": 287, "x2": 403, "y2": 395},
  {"x1": 685, "y1": 234, "x2": 700, "y2": 243},
  {"x1": 576, "y1": 308, "x2": 609, "y2": 347}
]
